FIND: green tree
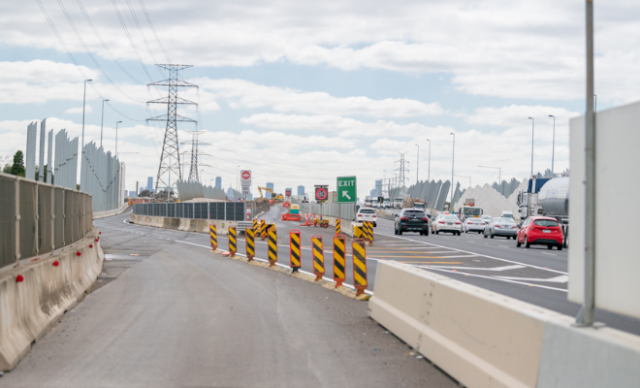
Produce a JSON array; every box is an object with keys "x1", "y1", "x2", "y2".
[
  {"x1": 2, "y1": 164, "x2": 11, "y2": 174},
  {"x1": 10, "y1": 150, "x2": 25, "y2": 177}
]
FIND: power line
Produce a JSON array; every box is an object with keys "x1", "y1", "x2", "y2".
[
  {"x1": 75, "y1": 0, "x2": 144, "y2": 84},
  {"x1": 138, "y1": 0, "x2": 171, "y2": 63},
  {"x1": 123, "y1": 0, "x2": 164, "y2": 78}
]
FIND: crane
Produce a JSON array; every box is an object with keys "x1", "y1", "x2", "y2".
[{"x1": 257, "y1": 186, "x2": 285, "y2": 201}]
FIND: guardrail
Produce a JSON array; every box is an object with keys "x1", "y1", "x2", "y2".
[
  {"x1": 132, "y1": 201, "x2": 246, "y2": 221},
  {"x1": 0, "y1": 172, "x2": 92, "y2": 270},
  {"x1": 298, "y1": 202, "x2": 356, "y2": 221}
]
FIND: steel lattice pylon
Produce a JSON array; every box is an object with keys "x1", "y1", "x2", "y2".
[{"x1": 147, "y1": 64, "x2": 198, "y2": 195}]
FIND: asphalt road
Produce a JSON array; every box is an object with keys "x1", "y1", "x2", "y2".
[{"x1": 2, "y1": 210, "x2": 457, "y2": 388}]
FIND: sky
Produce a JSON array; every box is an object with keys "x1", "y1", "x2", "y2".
[{"x1": 1, "y1": 0, "x2": 638, "y2": 197}]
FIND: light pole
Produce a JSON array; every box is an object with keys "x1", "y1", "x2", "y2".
[
  {"x1": 450, "y1": 133, "x2": 455, "y2": 211},
  {"x1": 115, "y1": 121, "x2": 122, "y2": 156},
  {"x1": 81, "y1": 79, "x2": 92, "y2": 152},
  {"x1": 415, "y1": 144, "x2": 419, "y2": 184},
  {"x1": 426, "y1": 138, "x2": 431, "y2": 182},
  {"x1": 528, "y1": 117, "x2": 534, "y2": 177},
  {"x1": 236, "y1": 166, "x2": 240, "y2": 191},
  {"x1": 100, "y1": 99, "x2": 109, "y2": 148},
  {"x1": 548, "y1": 115, "x2": 556, "y2": 175},
  {"x1": 478, "y1": 165, "x2": 501, "y2": 194},
  {"x1": 383, "y1": 169, "x2": 386, "y2": 197}
]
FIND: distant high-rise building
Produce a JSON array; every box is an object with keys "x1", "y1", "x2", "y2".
[
  {"x1": 128, "y1": 190, "x2": 136, "y2": 197},
  {"x1": 215, "y1": 176, "x2": 222, "y2": 189},
  {"x1": 297, "y1": 185, "x2": 305, "y2": 196},
  {"x1": 226, "y1": 187, "x2": 235, "y2": 200},
  {"x1": 147, "y1": 177, "x2": 153, "y2": 190},
  {"x1": 370, "y1": 189, "x2": 377, "y2": 198},
  {"x1": 266, "y1": 182, "x2": 274, "y2": 199},
  {"x1": 375, "y1": 180, "x2": 382, "y2": 196}
]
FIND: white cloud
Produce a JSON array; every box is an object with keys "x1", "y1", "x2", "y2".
[
  {"x1": 465, "y1": 105, "x2": 579, "y2": 128},
  {"x1": 198, "y1": 78, "x2": 443, "y2": 118},
  {"x1": 65, "y1": 105, "x2": 93, "y2": 114},
  {"x1": 2, "y1": 1, "x2": 637, "y2": 103}
]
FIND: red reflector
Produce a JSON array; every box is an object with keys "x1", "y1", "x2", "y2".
[
  {"x1": 89, "y1": 244, "x2": 93, "y2": 248},
  {"x1": 16, "y1": 274, "x2": 24, "y2": 282},
  {"x1": 76, "y1": 251, "x2": 82, "y2": 256},
  {"x1": 53, "y1": 261, "x2": 59, "y2": 267},
  {"x1": 99, "y1": 232, "x2": 102, "y2": 235}
]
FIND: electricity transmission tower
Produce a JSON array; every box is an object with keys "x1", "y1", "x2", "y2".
[
  {"x1": 180, "y1": 130, "x2": 209, "y2": 182},
  {"x1": 395, "y1": 152, "x2": 409, "y2": 197},
  {"x1": 147, "y1": 64, "x2": 198, "y2": 194}
]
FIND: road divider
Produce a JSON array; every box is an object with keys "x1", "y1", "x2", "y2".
[
  {"x1": 246, "y1": 226, "x2": 255, "y2": 261},
  {"x1": 209, "y1": 224, "x2": 217, "y2": 251},
  {"x1": 268, "y1": 224, "x2": 277, "y2": 267},
  {"x1": 333, "y1": 234, "x2": 347, "y2": 287},
  {"x1": 336, "y1": 218, "x2": 341, "y2": 234},
  {"x1": 228, "y1": 225, "x2": 237, "y2": 257},
  {"x1": 0, "y1": 229, "x2": 103, "y2": 372},
  {"x1": 369, "y1": 260, "x2": 640, "y2": 388},
  {"x1": 352, "y1": 238, "x2": 368, "y2": 296}
]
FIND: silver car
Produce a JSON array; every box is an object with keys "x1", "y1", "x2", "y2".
[{"x1": 484, "y1": 217, "x2": 518, "y2": 239}]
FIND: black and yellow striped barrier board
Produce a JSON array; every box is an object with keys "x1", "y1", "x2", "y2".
[
  {"x1": 335, "y1": 219, "x2": 341, "y2": 234},
  {"x1": 229, "y1": 225, "x2": 237, "y2": 257},
  {"x1": 353, "y1": 224, "x2": 363, "y2": 239},
  {"x1": 352, "y1": 238, "x2": 368, "y2": 296},
  {"x1": 260, "y1": 219, "x2": 267, "y2": 240},
  {"x1": 268, "y1": 224, "x2": 277, "y2": 267},
  {"x1": 253, "y1": 219, "x2": 258, "y2": 232},
  {"x1": 333, "y1": 234, "x2": 346, "y2": 287},
  {"x1": 289, "y1": 229, "x2": 302, "y2": 272},
  {"x1": 209, "y1": 224, "x2": 217, "y2": 251},
  {"x1": 246, "y1": 226, "x2": 255, "y2": 261},
  {"x1": 364, "y1": 221, "x2": 374, "y2": 245},
  {"x1": 311, "y1": 235, "x2": 324, "y2": 281}
]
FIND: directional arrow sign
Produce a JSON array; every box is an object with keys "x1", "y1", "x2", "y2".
[{"x1": 336, "y1": 176, "x2": 356, "y2": 203}]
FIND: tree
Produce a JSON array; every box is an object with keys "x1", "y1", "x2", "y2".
[
  {"x1": 138, "y1": 189, "x2": 152, "y2": 197},
  {"x1": 10, "y1": 150, "x2": 25, "y2": 177},
  {"x1": 2, "y1": 164, "x2": 11, "y2": 174}
]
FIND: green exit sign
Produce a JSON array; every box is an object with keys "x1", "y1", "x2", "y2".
[{"x1": 337, "y1": 176, "x2": 357, "y2": 203}]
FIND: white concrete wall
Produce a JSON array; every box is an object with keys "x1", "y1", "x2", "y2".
[
  {"x1": 568, "y1": 100, "x2": 640, "y2": 320},
  {"x1": 453, "y1": 179, "x2": 528, "y2": 220}
]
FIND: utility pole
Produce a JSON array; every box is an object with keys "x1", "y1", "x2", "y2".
[
  {"x1": 576, "y1": 0, "x2": 596, "y2": 328},
  {"x1": 528, "y1": 117, "x2": 535, "y2": 177},
  {"x1": 549, "y1": 115, "x2": 556, "y2": 175},
  {"x1": 147, "y1": 64, "x2": 198, "y2": 194},
  {"x1": 450, "y1": 133, "x2": 455, "y2": 210},
  {"x1": 115, "y1": 121, "x2": 122, "y2": 156},
  {"x1": 101, "y1": 99, "x2": 109, "y2": 148},
  {"x1": 182, "y1": 130, "x2": 208, "y2": 182},
  {"x1": 80, "y1": 78, "x2": 92, "y2": 187},
  {"x1": 426, "y1": 138, "x2": 431, "y2": 182},
  {"x1": 415, "y1": 144, "x2": 419, "y2": 184}
]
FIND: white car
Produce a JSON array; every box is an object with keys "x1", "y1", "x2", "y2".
[
  {"x1": 464, "y1": 218, "x2": 486, "y2": 234},
  {"x1": 356, "y1": 207, "x2": 377, "y2": 227},
  {"x1": 431, "y1": 214, "x2": 462, "y2": 235}
]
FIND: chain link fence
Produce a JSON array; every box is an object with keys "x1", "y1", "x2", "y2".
[
  {"x1": 0, "y1": 172, "x2": 93, "y2": 270},
  {"x1": 132, "y1": 202, "x2": 246, "y2": 221}
]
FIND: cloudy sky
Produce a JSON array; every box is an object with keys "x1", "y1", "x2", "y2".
[{"x1": 1, "y1": 0, "x2": 638, "y2": 197}]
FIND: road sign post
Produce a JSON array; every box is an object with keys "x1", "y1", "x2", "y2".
[{"x1": 337, "y1": 176, "x2": 357, "y2": 203}]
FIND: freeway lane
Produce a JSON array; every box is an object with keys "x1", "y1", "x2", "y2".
[
  {"x1": 99, "y1": 206, "x2": 640, "y2": 336},
  {"x1": 3, "y1": 210, "x2": 456, "y2": 388}
]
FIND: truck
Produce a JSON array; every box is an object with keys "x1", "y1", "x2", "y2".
[
  {"x1": 393, "y1": 198, "x2": 403, "y2": 209},
  {"x1": 517, "y1": 176, "x2": 569, "y2": 247},
  {"x1": 382, "y1": 198, "x2": 391, "y2": 209},
  {"x1": 458, "y1": 206, "x2": 483, "y2": 221}
]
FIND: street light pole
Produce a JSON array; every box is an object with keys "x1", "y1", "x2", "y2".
[
  {"x1": 450, "y1": 133, "x2": 455, "y2": 210},
  {"x1": 80, "y1": 78, "x2": 92, "y2": 188},
  {"x1": 478, "y1": 165, "x2": 502, "y2": 195},
  {"x1": 415, "y1": 144, "x2": 419, "y2": 184},
  {"x1": 549, "y1": 115, "x2": 556, "y2": 175},
  {"x1": 100, "y1": 99, "x2": 109, "y2": 148},
  {"x1": 528, "y1": 117, "x2": 535, "y2": 177},
  {"x1": 115, "y1": 121, "x2": 122, "y2": 156},
  {"x1": 426, "y1": 138, "x2": 431, "y2": 182}
]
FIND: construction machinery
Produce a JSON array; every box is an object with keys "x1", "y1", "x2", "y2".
[{"x1": 257, "y1": 186, "x2": 285, "y2": 201}]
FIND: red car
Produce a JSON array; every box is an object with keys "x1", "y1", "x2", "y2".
[{"x1": 516, "y1": 216, "x2": 564, "y2": 250}]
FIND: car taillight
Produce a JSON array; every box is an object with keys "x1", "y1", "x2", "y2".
[
  {"x1": 467, "y1": 222, "x2": 472, "y2": 224},
  {"x1": 401, "y1": 217, "x2": 409, "y2": 221},
  {"x1": 494, "y1": 225, "x2": 500, "y2": 228},
  {"x1": 438, "y1": 221, "x2": 444, "y2": 224},
  {"x1": 372, "y1": 215, "x2": 376, "y2": 218},
  {"x1": 512, "y1": 226, "x2": 517, "y2": 229},
  {"x1": 481, "y1": 223, "x2": 485, "y2": 225},
  {"x1": 455, "y1": 222, "x2": 461, "y2": 225},
  {"x1": 422, "y1": 218, "x2": 428, "y2": 222}
]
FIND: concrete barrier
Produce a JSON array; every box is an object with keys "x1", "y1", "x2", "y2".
[
  {"x1": 369, "y1": 260, "x2": 640, "y2": 388},
  {"x1": 93, "y1": 203, "x2": 129, "y2": 219},
  {"x1": 0, "y1": 229, "x2": 103, "y2": 372}
]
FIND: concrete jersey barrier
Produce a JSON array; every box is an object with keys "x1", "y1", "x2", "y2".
[
  {"x1": 369, "y1": 260, "x2": 640, "y2": 388},
  {"x1": 0, "y1": 229, "x2": 103, "y2": 371}
]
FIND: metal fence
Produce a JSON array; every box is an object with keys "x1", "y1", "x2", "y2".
[
  {"x1": 132, "y1": 202, "x2": 246, "y2": 221},
  {"x1": 298, "y1": 202, "x2": 356, "y2": 221},
  {"x1": 0, "y1": 172, "x2": 93, "y2": 270}
]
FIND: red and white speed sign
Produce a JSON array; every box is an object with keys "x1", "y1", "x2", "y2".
[{"x1": 315, "y1": 187, "x2": 328, "y2": 201}]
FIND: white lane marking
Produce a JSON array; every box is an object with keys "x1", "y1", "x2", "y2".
[
  {"x1": 541, "y1": 252, "x2": 557, "y2": 256},
  {"x1": 374, "y1": 229, "x2": 568, "y2": 275},
  {"x1": 422, "y1": 267, "x2": 567, "y2": 292},
  {"x1": 416, "y1": 264, "x2": 525, "y2": 272},
  {"x1": 495, "y1": 275, "x2": 569, "y2": 283}
]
